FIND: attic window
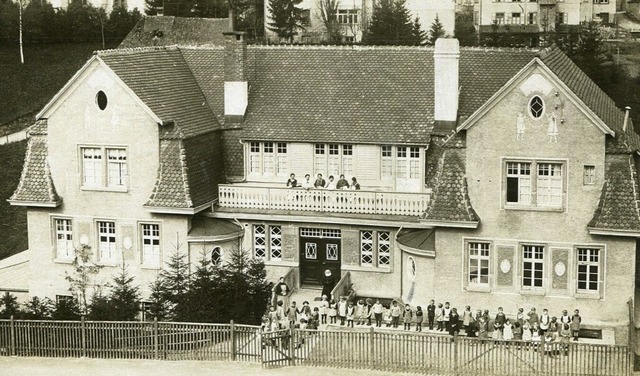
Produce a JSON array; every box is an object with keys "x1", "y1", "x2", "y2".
[
  {"x1": 96, "y1": 91, "x2": 108, "y2": 111},
  {"x1": 529, "y1": 96, "x2": 544, "y2": 119}
]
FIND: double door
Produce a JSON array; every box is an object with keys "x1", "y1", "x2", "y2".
[{"x1": 299, "y1": 228, "x2": 341, "y2": 286}]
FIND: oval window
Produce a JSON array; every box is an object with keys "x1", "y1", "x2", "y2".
[
  {"x1": 211, "y1": 246, "x2": 223, "y2": 266},
  {"x1": 528, "y1": 95, "x2": 544, "y2": 119},
  {"x1": 407, "y1": 256, "x2": 416, "y2": 280},
  {"x1": 96, "y1": 91, "x2": 108, "y2": 111}
]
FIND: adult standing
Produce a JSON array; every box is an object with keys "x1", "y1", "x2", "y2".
[
  {"x1": 321, "y1": 269, "x2": 336, "y2": 299},
  {"x1": 274, "y1": 276, "x2": 290, "y2": 308}
]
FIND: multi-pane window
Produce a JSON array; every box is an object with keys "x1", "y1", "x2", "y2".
[
  {"x1": 396, "y1": 146, "x2": 420, "y2": 179},
  {"x1": 142, "y1": 224, "x2": 160, "y2": 267},
  {"x1": 55, "y1": 218, "x2": 74, "y2": 259},
  {"x1": 537, "y1": 164, "x2": 562, "y2": 206},
  {"x1": 556, "y1": 12, "x2": 567, "y2": 24},
  {"x1": 577, "y1": 248, "x2": 600, "y2": 292},
  {"x1": 81, "y1": 147, "x2": 127, "y2": 189},
  {"x1": 98, "y1": 221, "x2": 116, "y2": 262},
  {"x1": 337, "y1": 9, "x2": 358, "y2": 24},
  {"x1": 468, "y1": 242, "x2": 490, "y2": 285},
  {"x1": 494, "y1": 12, "x2": 505, "y2": 24},
  {"x1": 249, "y1": 142, "x2": 287, "y2": 176},
  {"x1": 584, "y1": 165, "x2": 596, "y2": 185},
  {"x1": 510, "y1": 12, "x2": 522, "y2": 24},
  {"x1": 315, "y1": 144, "x2": 353, "y2": 178},
  {"x1": 360, "y1": 230, "x2": 391, "y2": 268},
  {"x1": 253, "y1": 224, "x2": 282, "y2": 261},
  {"x1": 381, "y1": 146, "x2": 393, "y2": 178},
  {"x1": 506, "y1": 160, "x2": 564, "y2": 208},
  {"x1": 529, "y1": 96, "x2": 544, "y2": 118},
  {"x1": 522, "y1": 245, "x2": 544, "y2": 288},
  {"x1": 528, "y1": 12, "x2": 537, "y2": 25}
]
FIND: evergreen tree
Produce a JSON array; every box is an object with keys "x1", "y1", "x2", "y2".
[
  {"x1": 22, "y1": 297, "x2": 54, "y2": 320},
  {"x1": 109, "y1": 264, "x2": 141, "y2": 321},
  {"x1": 86, "y1": 288, "x2": 112, "y2": 320},
  {"x1": 0, "y1": 292, "x2": 20, "y2": 319},
  {"x1": 363, "y1": 0, "x2": 419, "y2": 46},
  {"x1": 319, "y1": 0, "x2": 342, "y2": 44},
  {"x1": 65, "y1": 244, "x2": 102, "y2": 315},
  {"x1": 106, "y1": 6, "x2": 142, "y2": 44},
  {"x1": 159, "y1": 238, "x2": 191, "y2": 321},
  {"x1": 454, "y1": 9, "x2": 476, "y2": 47},
  {"x1": 412, "y1": 16, "x2": 426, "y2": 46},
  {"x1": 573, "y1": 21, "x2": 606, "y2": 78},
  {"x1": 51, "y1": 297, "x2": 81, "y2": 320},
  {"x1": 427, "y1": 14, "x2": 445, "y2": 46},
  {"x1": 267, "y1": 0, "x2": 304, "y2": 42},
  {"x1": 147, "y1": 277, "x2": 171, "y2": 321},
  {"x1": 184, "y1": 253, "x2": 219, "y2": 322}
]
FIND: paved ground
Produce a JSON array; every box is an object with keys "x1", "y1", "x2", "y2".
[{"x1": 0, "y1": 357, "x2": 413, "y2": 376}]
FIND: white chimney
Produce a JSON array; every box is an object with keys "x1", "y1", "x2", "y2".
[
  {"x1": 434, "y1": 38, "x2": 460, "y2": 123},
  {"x1": 223, "y1": 32, "x2": 248, "y2": 123}
]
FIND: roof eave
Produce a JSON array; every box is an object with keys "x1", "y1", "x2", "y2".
[
  {"x1": 144, "y1": 201, "x2": 212, "y2": 215},
  {"x1": 396, "y1": 242, "x2": 436, "y2": 258},
  {"x1": 587, "y1": 227, "x2": 640, "y2": 237},
  {"x1": 418, "y1": 219, "x2": 479, "y2": 229},
  {"x1": 7, "y1": 199, "x2": 61, "y2": 208}
]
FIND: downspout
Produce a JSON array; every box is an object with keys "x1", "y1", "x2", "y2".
[{"x1": 396, "y1": 226, "x2": 404, "y2": 300}]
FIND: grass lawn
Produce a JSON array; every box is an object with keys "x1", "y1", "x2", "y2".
[
  {"x1": 0, "y1": 140, "x2": 28, "y2": 260},
  {"x1": 0, "y1": 42, "x2": 109, "y2": 127}
]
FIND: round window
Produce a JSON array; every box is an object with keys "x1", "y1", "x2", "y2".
[
  {"x1": 407, "y1": 256, "x2": 416, "y2": 280},
  {"x1": 211, "y1": 246, "x2": 223, "y2": 266},
  {"x1": 528, "y1": 95, "x2": 544, "y2": 119},
  {"x1": 96, "y1": 91, "x2": 108, "y2": 111}
]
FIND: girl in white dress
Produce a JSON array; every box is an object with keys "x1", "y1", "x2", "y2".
[{"x1": 503, "y1": 319, "x2": 514, "y2": 341}]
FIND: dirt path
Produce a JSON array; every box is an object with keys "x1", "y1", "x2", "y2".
[{"x1": 0, "y1": 356, "x2": 413, "y2": 376}]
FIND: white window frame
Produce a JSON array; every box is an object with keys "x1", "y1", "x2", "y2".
[
  {"x1": 80, "y1": 146, "x2": 128, "y2": 191},
  {"x1": 253, "y1": 224, "x2": 282, "y2": 262},
  {"x1": 360, "y1": 230, "x2": 391, "y2": 268},
  {"x1": 141, "y1": 223, "x2": 161, "y2": 268},
  {"x1": 249, "y1": 142, "x2": 288, "y2": 177},
  {"x1": 576, "y1": 247, "x2": 601, "y2": 293},
  {"x1": 468, "y1": 242, "x2": 490, "y2": 285},
  {"x1": 522, "y1": 244, "x2": 545, "y2": 289},
  {"x1": 504, "y1": 159, "x2": 566, "y2": 210},
  {"x1": 381, "y1": 145, "x2": 393, "y2": 179},
  {"x1": 337, "y1": 9, "x2": 358, "y2": 24},
  {"x1": 97, "y1": 221, "x2": 117, "y2": 263},
  {"x1": 314, "y1": 144, "x2": 353, "y2": 178},
  {"x1": 54, "y1": 218, "x2": 74, "y2": 259},
  {"x1": 382, "y1": 145, "x2": 421, "y2": 180},
  {"x1": 583, "y1": 165, "x2": 596, "y2": 185}
]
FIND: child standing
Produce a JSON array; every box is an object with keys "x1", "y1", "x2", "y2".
[
  {"x1": 427, "y1": 300, "x2": 436, "y2": 330},
  {"x1": 319, "y1": 295, "x2": 329, "y2": 324},
  {"x1": 328, "y1": 299, "x2": 338, "y2": 324},
  {"x1": 570, "y1": 309, "x2": 581, "y2": 341},
  {"x1": 372, "y1": 299, "x2": 383, "y2": 327},
  {"x1": 443, "y1": 302, "x2": 452, "y2": 333},
  {"x1": 383, "y1": 304, "x2": 392, "y2": 327},
  {"x1": 516, "y1": 308, "x2": 525, "y2": 326},
  {"x1": 415, "y1": 306, "x2": 424, "y2": 332},
  {"x1": 435, "y1": 303, "x2": 444, "y2": 332},
  {"x1": 531, "y1": 323, "x2": 541, "y2": 351},
  {"x1": 513, "y1": 321, "x2": 523, "y2": 341},
  {"x1": 390, "y1": 301, "x2": 401, "y2": 328},
  {"x1": 287, "y1": 302, "x2": 298, "y2": 328},
  {"x1": 477, "y1": 315, "x2": 488, "y2": 340},
  {"x1": 560, "y1": 323, "x2": 571, "y2": 355},
  {"x1": 338, "y1": 296, "x2": 348, "y2": 326},
  {"x1": 356, "y1": 299, "x2": 366, "y2": 325},
  {"x1": 522, "y1": 321, "x2": 532, "y2": 342},
  {"x1": 503, "y1": 319, "x2": 514, "y2": 341},
  {"x1": 403, "y1": 304, "x2": 413, "y2": 331},
  {"x1": 346, "y1": 301, "x2": 356, "y2": 328}
]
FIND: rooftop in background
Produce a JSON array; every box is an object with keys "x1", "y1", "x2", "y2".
[{"x1": 119, "y1": 16, "x2": 231, "y2": 48}]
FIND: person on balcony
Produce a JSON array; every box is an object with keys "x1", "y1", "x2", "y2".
[
  {"x1": 325, "y1": 175, "x2": 336, "y2": 190},
  {"x1": 302, "y1": 174, "x2": 313, "y2": 190},
  {"x1": 336, "y1": 174, "x2": 350, "y2": 190},
  {"x1": 314, "y1": 173, "x2": 326, "y2": 188},
  {"x1": 286, "y1": 173, "x2": 298, "y2": 188},
  {"x1": 350, "y1": 177, "x2": 361, "y2": 190}
]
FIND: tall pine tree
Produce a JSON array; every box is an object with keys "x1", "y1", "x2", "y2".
[
  {"x1": 267, "y1": 0, "x2": 304, "y2": 42},
  {"x1": 363, "y1": 0, "x2": 420, "y2": 46},
  {"x1": 109, "y1": 264, "x2": 141, "y2": 321},
  {"x1": 427, "y1": 14, "x2": 446, "y2": 46}
]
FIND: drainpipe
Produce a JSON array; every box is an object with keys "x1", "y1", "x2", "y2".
[
  {"x1": 396, "y1": 226, "x2": 404, "y2": 300},
  {"x1": 623, "y1": 106, "x2": 631, "y2": 132}
]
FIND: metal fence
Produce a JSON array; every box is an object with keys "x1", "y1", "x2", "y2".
[{"x1": 0, "y1": 318, "x2": 631, "y2": 375}]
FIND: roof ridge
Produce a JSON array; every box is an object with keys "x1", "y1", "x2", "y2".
[
  {"x1": 180, "y1": 45, "x2": 225, "y2": 50},
  {"x1": 461, "y1": 45, "x2": 540, "y2": 53},
  {"x1": 96, "y1": 45, "x2": 180, "y2": 56},
  {"x1": 250, "y1": 44, "x2": 432, "y2": 51}
]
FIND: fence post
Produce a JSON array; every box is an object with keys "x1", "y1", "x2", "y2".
[
  {"x1": 289, "y1": 327, "x2": 295, "y2": 366},
  {"x1": 453, "y1": 331, "x2": 458, "y2": 375},
  {"x1": 153, "y1": 317, "x2": 159, "y2": 360},
  {"x1": 230, "y1": 320, "x2": 236, "y2": 361},
  {"x1": 9, "y1": 315, "x2": 15, "y2": 356},
  {"x1": 369, "y1": 327, "x2": 375, "y2": 368},
  {"x1": 81, "y1": 316, "x2": 86, "y2": 357}
]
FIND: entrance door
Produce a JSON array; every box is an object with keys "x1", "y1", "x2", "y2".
[{"x1": 299, "y1": 228, "x2": 341, "y2": 285}]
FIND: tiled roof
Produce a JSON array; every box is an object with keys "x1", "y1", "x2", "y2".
[
  {"x1": 588, "y1": 154, "x2": 640, "y2": 232},
  {"x1": 98, "y1": 47, "x2": 220, "y2": 138},
  {"x1": 145, "y1": 138, "x2": 192, "y2": 209},
  {"x1": 537, "y1": 45, "x2": 640, "y2": 152},
  {"x1": 180, "y1": 47, "x2": 225, "y2": 123},
  {"x1": 10, "y1": 120, "x2": 62, "y2": 206},
  {"x1": 0, "y1": 250, "x2": 29, "y2": 293},
  {"x1": 396, "y1": 228, "x2": 435, "y2": 252},
  {"x1": 118, "y1": 16, "x2": 230, "y2": 48},
  {"x1": 421, "y1": 134, "x2": 479, "y2": 225}
]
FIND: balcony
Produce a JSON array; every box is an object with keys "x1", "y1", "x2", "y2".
[{"x1": 217, "y1": 184, "x2": 431, "y2": 217}]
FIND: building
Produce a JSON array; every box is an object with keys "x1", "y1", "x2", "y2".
[
  {"x1": 8, "y1": 32, "x2": 640, "y2": 344},
  {"x1": 118, "y1": 16, "x2": 231, "y2": 48},
  {"x1": 264, "y1": 0, "x2": 455, "y2": 43},
  {"x1": 473, "y1": 0, "x2": 618, "y2": 45}
]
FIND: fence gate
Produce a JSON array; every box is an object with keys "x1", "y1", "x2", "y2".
[{"x1": 261, "y1": 329, "x2": 293, "y2": 368}]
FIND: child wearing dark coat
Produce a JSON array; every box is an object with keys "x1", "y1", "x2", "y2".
[
  {"x1": 415, "y1": 306, "x2": 424, "y2": 332},
  {"x1": 403, "y1": 304, "x2": 413, "y2": 331}
]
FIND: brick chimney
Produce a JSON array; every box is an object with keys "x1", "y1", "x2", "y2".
[
  {"x1": 223, "y1": 31, "x2": 247, "y2": 124},
  {"x1": 433, "y1": 38, "x2": 460, "y2": 126}
]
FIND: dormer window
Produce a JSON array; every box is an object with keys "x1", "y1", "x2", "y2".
[{"x1": 529, "y1": 96, "x2": 544, "y2": 119}]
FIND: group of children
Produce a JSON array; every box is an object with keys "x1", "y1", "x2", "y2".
[{"x1": 262, "y1": 296, "x2": 584, "y2": 356}]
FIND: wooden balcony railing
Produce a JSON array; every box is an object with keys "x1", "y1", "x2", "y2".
[{"x1": 218, "y1": 185, "x2": 431, "y2": 216}]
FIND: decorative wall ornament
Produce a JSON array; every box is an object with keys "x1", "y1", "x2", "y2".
[
  {"x1": 80, "y1": 234, "x2": 89, "y2": 246},
  {"x1": 500, "y1": 259, "x2": 511, "y2": 274},
  {"x1": 554, "y1": 261, "x2": 566, "y2": 277},
  {"x1": 516, "y1": 112, "x2": 526, "y2": 140},
  {"x1": 519, "y1": 73, "x2": 553, "y2": 96},
  {"x1": 123, "y1": 237, "x2": 132, "y2": 250}
]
